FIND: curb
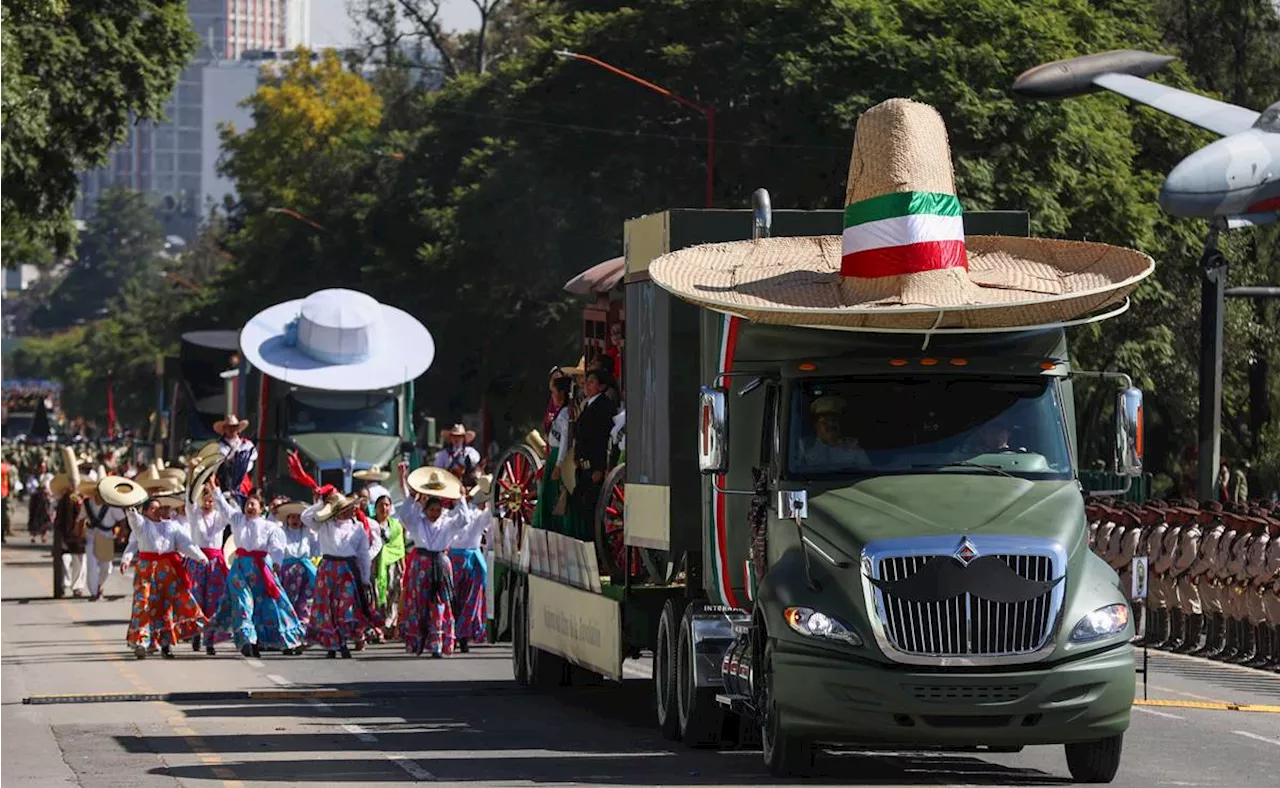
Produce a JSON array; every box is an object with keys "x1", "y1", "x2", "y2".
[
  {"x1": 1133, "y1": 698, "x2": 1280, "y2": 714},
  {"x1": 23, "y1": 686, "x2": 531, "y2": 705}
]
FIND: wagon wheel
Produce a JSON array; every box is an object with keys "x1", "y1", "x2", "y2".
[
  {"x1": 494, "y1": 443, "x2": 543, "y2": 529},
  {"x1": 593, "y1": 465, "x2": 674, "y2": 583}
]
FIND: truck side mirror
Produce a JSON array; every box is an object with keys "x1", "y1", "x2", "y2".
[
  {"x1": 1114, "y1": 387, "x2": 1143, "y2": 477},
  {"x1": 699, "y1": 386, "x2": 729, "y2": 474}
]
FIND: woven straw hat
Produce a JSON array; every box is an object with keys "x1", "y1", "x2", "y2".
[
  {"x1": 353, "y1": 465, "x2": 390, "y2": 482},
  {"x1": 649, "y1": 99, "x2": 1155, "y2": 331},
  {"x1": 406, "y1": 466, "x2": 464, "y2": 501},
  {"x1": 98, "y1": 475, "x2": 149, "y2": 508}
]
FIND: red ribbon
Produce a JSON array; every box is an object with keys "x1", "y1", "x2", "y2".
[
  {"x1": 352, "y1": 508, "x2": 374, "y2": 546},
  {"x1": 241, "y1": 550, "x2": 282, "y2": 600},
  {"x1": 200, "y1": 547, "x2": 227, "y2": 570},
  {"x1": 139, "y1": 552, "x2": 191, "y2": 593}
]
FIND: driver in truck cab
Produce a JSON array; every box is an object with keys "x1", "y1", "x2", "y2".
[{"x1": 795, "y1": 395, "x2": 869, "y2": 468}]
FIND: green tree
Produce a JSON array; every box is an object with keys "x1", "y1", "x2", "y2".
[{"x1": 1, "y1": 0, "x2": 199, "y2": 266}]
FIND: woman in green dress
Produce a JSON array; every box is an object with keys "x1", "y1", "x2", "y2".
[
  {"x1": 532, "y1": 376, "x2": 573, "y2": 534},
  {"x1": 371, "y1": 493, "x2": 406, "y2": 640}
]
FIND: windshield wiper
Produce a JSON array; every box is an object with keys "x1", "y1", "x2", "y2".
[{"x1": 912, "y1": 461, "x2": 1018, "y2": 479}]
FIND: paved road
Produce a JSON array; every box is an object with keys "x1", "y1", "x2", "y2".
[{"x1": 3, "y1": 540, "x2": 1278, "y2": 787}]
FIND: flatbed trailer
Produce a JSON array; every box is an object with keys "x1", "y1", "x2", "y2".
[{"x1": 493, "y1": 199, "x2": 1141, "y2": 782}]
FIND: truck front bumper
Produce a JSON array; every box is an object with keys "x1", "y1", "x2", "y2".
[{"x1": 772, "y1": 640, "x2": 1133, "y2": 746}]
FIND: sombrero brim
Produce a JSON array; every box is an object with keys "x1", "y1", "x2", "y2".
[
  {"x1": 274, "y1": 502, "x2": 308, "y2": 518},
  {"x1": 240, "y1": 298, "x2": 435, "y2": 391},
  {"x1": 353, "y1": 470, "x2": 390, "y2": 481},
  {"x1": 213, "y1": 420, "x2": 250, "y2": 432},
  {"x1": 153, "y1": 495, "x2": 185, "y2": 509},
  {"x1": 406, "y1": 467, "x2": 464, "y2": 500},
  {"x1": 194, "y1": 442, "x2": 222, "y2": 464},
  {"x1": 99, "y1": 476, "x2": 149, "y2": 508},
  {"x1": 649, "y1": 235, "x2": 1155, "y2": 330},
  {"x1": 313, "y1": 496, "x2": 359, "y2": 522},
  {"x1": 189, "y1": 458, "x2": 224, "y2": 508}
]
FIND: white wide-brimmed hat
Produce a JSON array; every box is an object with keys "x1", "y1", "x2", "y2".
[
  {"x1": 353, "y1": 465, "x2": 390, "y2": 482},
  {"x1": 213, "y1": 414, "x2": 250, "y2": 433},
  {"x1": 313, "y1": 492, "x2": 361, "y2": 522},
  {"x1": 98, "y1": 476, "x2": 149, "y2": 508},
  {"x1": 649, "y1": 99, "x2": 1155, "y2": 331},
  {"x1": 240, "y1": 288, "x2": 435, "y2": 391},
  {"x1": 407, "y1": 466, "x2": 464, "y2": 500},
  {"x1": 275, "y1": 501, "x2": 308, "y2": 519},
  {"x1": 467, "y1": 474, "x2": 494, "y2": 504}
]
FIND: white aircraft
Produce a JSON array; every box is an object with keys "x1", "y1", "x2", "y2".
[{"x1": 1014, "y1": 50, "x2": 1279, "y2": 227}]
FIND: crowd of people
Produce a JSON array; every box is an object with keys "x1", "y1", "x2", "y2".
[
  {"x1": 2, "y1": 415, "x2": 496, "y2": 661},
  {"x1": 1088, "y1": 496, "x2": 1280, "y2": 671}
]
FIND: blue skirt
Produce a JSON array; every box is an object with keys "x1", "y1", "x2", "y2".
[{"x1": 207, "y1": 554, "x2": 305, "y2": 649}]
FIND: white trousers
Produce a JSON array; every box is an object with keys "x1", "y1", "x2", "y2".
[
  {"x1": 61, "y1": 553, "x2": 87, "y2": 594},
  {"x1": 85, "y1": 531, "x2": 115, "y2": 596}
]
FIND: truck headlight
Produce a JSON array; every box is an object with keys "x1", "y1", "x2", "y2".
[
  {"x1": 784, "y1": 606, "x2": 862, "y2": 646},
  {"x1": 1069, "y1": 603, "x2": 1130, "y2": 643}
]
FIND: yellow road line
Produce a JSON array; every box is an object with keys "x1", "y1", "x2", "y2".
[
  {"x1": 22, "y1": 565, "x2": 244, "y2": 787},
  {"x1": 1134, "y1": 698, "x2": 1280, "y2": 714}
]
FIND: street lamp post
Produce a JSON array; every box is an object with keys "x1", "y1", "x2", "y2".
[{"x1": 555, "y1": 50, "x2": 715, "y2": 208}]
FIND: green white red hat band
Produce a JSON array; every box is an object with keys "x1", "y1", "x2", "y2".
[{"x1": 841, "y1": 191, "x2": 968, "y2": 279}]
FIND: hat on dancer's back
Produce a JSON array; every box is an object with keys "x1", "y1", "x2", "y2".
[
  {"x1": 49, "y1": 473, "x2": 73, "y2": 498},
  {"x1": 240, "y1": 288, "x2": 435, "y2": 391},
  {"x1": 648, "y1": 98, "x2": 1155, "y2": 331}
]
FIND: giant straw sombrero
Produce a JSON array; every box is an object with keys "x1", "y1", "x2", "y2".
[
  {"x1": 648, "y1": 99, "x2": 1155, "y2": 331},
  {"x1": 406, "y1": 466, "x2": 464, "y2": 501}
]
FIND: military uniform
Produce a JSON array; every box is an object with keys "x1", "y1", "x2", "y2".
[{"x1": 1170, "y1": 513, "x2": 1203, "y2": 651}]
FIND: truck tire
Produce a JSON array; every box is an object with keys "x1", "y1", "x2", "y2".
[
  {"x1": 511, "y1": 577, "x2": 529, "y2": 686},
  {"x1": 760, "y1": 642, "x2": 816, "y2": 777},
  {"x1": 654, "y1": 598, "x2": 683, "y2": 741},
  {"x1": 530, "y1": 647, "x2": 567, "y2": 689},
  {"x1": 1064, "y1": 734, "x2": 1123, "y2": 783},
  {"x1": 676, "y1": 602, "x2": 730, "y2": 748}
]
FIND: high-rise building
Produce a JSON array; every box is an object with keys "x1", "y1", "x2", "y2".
[{"x1": 76, "y1": 1, "x2": 312, "y2": 238}]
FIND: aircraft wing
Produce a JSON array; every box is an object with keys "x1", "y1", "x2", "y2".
[{"x1": 1092, "y1": 73, "x2": 1259, "y2": 136}]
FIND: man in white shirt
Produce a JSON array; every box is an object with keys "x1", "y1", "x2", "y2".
[
  {"x1": 433, "y1": 424, "x2": 480, "y2": 475},
  {"x1": 84, "y1": 493, "x2": 126, "y2": 601}
]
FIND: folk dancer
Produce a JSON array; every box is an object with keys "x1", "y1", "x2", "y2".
[
  {"x1": 450, "y1": 476, "x2": 494, "y2": 652},
  {"x1": 53, "y1": 477, "x2": 88, "y2": 596},
  {"x1": 83, "y1": 489, "x2": 126, "y2": 600},
  {"x1": 371, "y1": 491, "x2": 406, "y2": 641},
  {"x1": 300, "y1": 490, "x2": 376, "y2": 658},
  {"x1": 186, "y1": 487, "x2": 232, "y2": 654},
  {"x1": 214, "y1": 414, "x2": 258, "y2": 505},
  {"x1": 205, "y1": 480, "x2": 305, "y2": 657},
  {"x1": 532, "y1": 376, "x2": 573, "y2": 533},
  {"x1": 272, "y1": 499, "x2": 320, "y2": 631},
  {"x1": 396, "y1": 463, "x2": 467, "y2": 657},
  {"x1": 121, "y1": 494, "x2": 209, "y2": 659},
  {"x1": 27, "y1": 460, "x2": 53, "y2": 543}
]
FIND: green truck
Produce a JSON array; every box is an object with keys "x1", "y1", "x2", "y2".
[{"x1": 500, "y1": 198, "x2": 1141, "y2": 783}]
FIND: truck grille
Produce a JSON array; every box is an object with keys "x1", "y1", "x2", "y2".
[{"x1": 863, "y1": 537, "x2": 1066, "y2": 664}]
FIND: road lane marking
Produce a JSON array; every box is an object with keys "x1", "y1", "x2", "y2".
[
  {"x1": 386, "y1": 754, "x2": 436, "y2": 780},
  {"x1": 1232, "y1": 730, "x2": 1280, "y2": 747},
  {"x1": 342, "y1": 723, "x2": 379, "y2": 743},
  {"x1": 306, "y1": 698, "x2": 436, "y2": 780},
  {"x1": 244, "y1": 658, "x2": 265, "y2": 668},
  {"x1": 1134, "y1": 698, "x2": 1280, "y2": 713},
  {"x1": 1133, "y1": 706, "x2": 1185, "y2": 720},
  {"x1": 266, "y1": 674, "x2": 291, "y2": 687}
]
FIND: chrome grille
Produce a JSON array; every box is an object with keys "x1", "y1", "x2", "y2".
[{"x1": 863, "y1": 536, "x2": 1066, "y2": 665}]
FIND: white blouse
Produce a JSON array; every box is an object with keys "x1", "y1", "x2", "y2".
[
  {"x1": 187, "y1": 506, "x2": 229, "y2": 550},
  {"x1": 300, "y1": 503, "x2": 373, "y2": 584},
  {"x1": 123, "y1": 512, "x2": 208, "y2": 565},
  {"x1": 212, "y1": 494, "x2": 285, "y2": 565},
  {"x1": 450, "y1": 499, "x2": 493, "y2": 550},
  {"x1": 280, "y1": 527, "x2": 321, "y2": 561},
  {"x1": 396, "y1": 498, "x2": 467, "y2": 552}
]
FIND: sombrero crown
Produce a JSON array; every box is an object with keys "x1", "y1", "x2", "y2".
[{"x1": 649, "y1": 98, "x2": 1155, "y2": 331}]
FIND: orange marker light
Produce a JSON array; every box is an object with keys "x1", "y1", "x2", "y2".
[
  {"x1": 889, "y1": 358, "x2": 908, "y2": 367},
  {"x1": 1040, "y1": 362, "x2": 1057, "y2": 371},
  {"x1": 797, "y1": 362, "x2": 818, "y2": 371},
  {"x1": 949, "y1": 358, "x2": 968, "y2": 366},
  {"x1": 920, "y1": 357, "x2": 939, "y2": 366}
]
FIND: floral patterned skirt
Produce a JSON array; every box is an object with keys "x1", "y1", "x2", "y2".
[
  {"x1": 207, "y1": 554, "x2": 305, "y2": 650},
  {"x1": 185, "y1": 549, "x2": 231, "y2": 643},
  {"x1": 126, "y1": 554, "x2": 206, "y2": 648},
  {"x1": 280, "y1": 558, "x2": 318, "y2": 629},
  {"x1": 449, "y1": 547, "x2": 487, "y2": 643},
  {"x1": 307, "y1": 557, "x2": 373, "y2": 650},
  {"x1": 401, "y1": 549, "x2": 454, "y2": 655}
]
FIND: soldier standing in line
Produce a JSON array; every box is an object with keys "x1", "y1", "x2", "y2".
[
  {"x1": 1261, "y1": 514, "x2": 1280, "y2": 671},
  {"x1": 1142, "y1": 503, "x2": 1172, "y2": 647},
  {"x1": 1153, "y1": 506, "x2": 1187, "y2": 649},
  {"x1": 1170, "y1": 507, "x2": 1205, "y2": 652},
  {"x1": 1222, "y1": 513, "x2": 1254, "y2": 662},
  {"x1": 1206, "y1": 508, "x2": 1241, "y2": 658},
  {"x1": 1242, "y1": 513, "x2": 1272, "y2": 667},
  {"x1": 1191, "y1": 503, "x2": 1227, "y2": 656}
]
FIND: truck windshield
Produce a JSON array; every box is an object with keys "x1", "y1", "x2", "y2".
[
  {"x1": 788, "y1": 376, "x2": 1072, "y2": 480},
  {"x1": 286, "y1": 392, "x2": 397, "y2": 437}
]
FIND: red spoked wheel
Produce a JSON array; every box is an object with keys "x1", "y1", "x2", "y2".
[
  {"x1": 494, "y1": 443, "x2": 543, "y2": 528},
  {"x1": 594, "y1": 464, "x2": 641, "y2": 579}
]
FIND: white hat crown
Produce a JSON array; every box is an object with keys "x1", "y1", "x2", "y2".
[{"x1": 286, "y1": 289, "x2": 383, "y2": 366}]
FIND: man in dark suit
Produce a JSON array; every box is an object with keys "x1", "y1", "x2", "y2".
[{"x1": 573, "y1": 368, "x2": 617, "y2": 542}]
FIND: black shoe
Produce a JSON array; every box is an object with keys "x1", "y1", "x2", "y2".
[
  {"x1": 206, "y1": 644, "x2": 216, "y2": 656},
  {"x1": 252, "y1": 643, "x2": 261, "y2": 658},
  {"x1": 327, "y1": 650, "x2": 337, "y2": 659},
  {"x1": 339, "y1": 645, "x2": 352, "y2": 659},
  {"x1": 134, "y1": 646, "x2": 148, "y2": 660},
  {"x1": 192, "y1": 634, "x2": 202, "y2": 652},
  {"x1": 241, "y1": 643, "x2": 255, "y2": 658},
  {"x1": 459, "y1": 640, "x2": 469, "y2": 654},
  {"x1": 161, "y1": 646, "x2": 174, "y2": 659}
]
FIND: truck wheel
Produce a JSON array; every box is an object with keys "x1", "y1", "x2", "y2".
[
  {"x1": 511, "y1": 577, "x2": 529, "y2": 686},
  {"x1": 654, "y1": 599, "x2": 683, "y2": 740},
  {"x1": 676, "y1": 603, "x2": 729, "y2": 748},
  {"x1": 1064, "y1": 734, "x2": 1123, "y2": 783},
  {"x1": 760, "y1": 642, "x2": 816, "y2": 777}
]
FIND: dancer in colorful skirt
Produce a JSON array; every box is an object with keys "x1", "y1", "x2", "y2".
[
  {"x1": 301, "y1": 491, "x2": 376, "y2": 658},
  {"x1": 186, "y1": 487, "x2": 231, "y2": 654},
  {"x1": 396, "y1": 463, "x2": 468, "y2": 657},
  {"x1": 370, "y1": 491, "x2": 406, "y2": 642},
  {"x1": 450, "y1": 476, "x2": 494, "y2": 652},
  {"x1": 532, "y1": 376, "x2": 573, "y2": 533},
  {"x1": 121, "y1": 493, "x2": 209, "y2": 659},
  {"x1": 273, "y1": 500, "x2": 319, "y2": 631},
  {"x1": 205, "y1": 480, "x2": 305, "y2": 657}
]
